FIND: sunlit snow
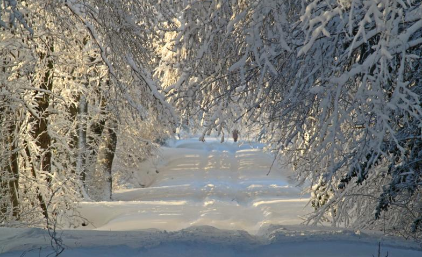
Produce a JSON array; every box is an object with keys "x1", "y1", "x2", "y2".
[
  {"x1": 74, "y1": 138, "x2": 308, "y2": 233},
  {"x1": 0, "y1": 138, "x2": 421, "y2": 257}
]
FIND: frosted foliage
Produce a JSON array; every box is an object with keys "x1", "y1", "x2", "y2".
[
  {"x1": 0, "y1": 1, "x2": 93, "y2": 226},
  {"x1": 154, "y1": 0, "x2": 290, "y2": 138},
  {"x1": 0, "y1": 0, "x2": 33, "y2": 34},
  {"x1": 0, "y1": 0, "x2": 174, "y2": 227},
  {"x1": 287, "y1": 0, "x2": 422, "y2": 237},
  {"x1": 157, "y1": 0, "x2": 422, "y2": 239},
  {"x1": 112, "y1": 113, "x2": 168, "y2": 190}
]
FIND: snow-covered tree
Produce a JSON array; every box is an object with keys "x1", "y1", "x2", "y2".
[
  {"x1": 0, "y1": 0, "x2": 176, "y2": 225},
  {"x1": 154, "y1": 0, "x2": 291, "y2": 140},
  {"x1": 65, "y1": 0, "x2": 177, "y2": 200},
  {"x1": 156, "y1": 0, "x2": 422, "y2": 239},
  {"x1": 284, "y1": 0, "x2": 422, "y2": 238},
  {"x1": 0, "y1": 0, "x2": 90, "y2": 226}
]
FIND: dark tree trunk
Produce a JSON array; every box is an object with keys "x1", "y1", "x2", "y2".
[
  {"x1": 70, "y1": 93, "x2": 89, "y2": 198},
  {"x1": 77, "y1": 96, "x2": 88, "y2": 192},
  {"x1": 96, "y1": 118, "x2": 118, "y2": 200},
  {"x1": 25, "y1": 42, "x2": 54, "y2": 221},
  {"x1": 30, "y1": 53, "x2": 54, "y2": 185},
  {"x1": 24, "y1": 144, "x2": 49, "y2": 221},
  {"x1": 0, "y1": 109, "x2": 20, "y2": 220},
  {"x1": 7, "y1": 122, "x2": 20, "y2": 218}
]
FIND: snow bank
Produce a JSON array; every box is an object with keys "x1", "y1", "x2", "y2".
[{"x1": 1, "y1": 225, "x2": 421, "y2": 257}]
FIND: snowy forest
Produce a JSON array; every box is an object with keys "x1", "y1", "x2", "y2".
[{"x1": 1, "y1": 0, "x2": 422, "y2": 246}]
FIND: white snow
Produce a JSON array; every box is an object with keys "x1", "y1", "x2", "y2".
[
  {"x1": 1, "y1": 138, "x2": 421, "y2": 256},
  {"x1": 76, "y1": 138, "x2": 309, "y2": 233}
]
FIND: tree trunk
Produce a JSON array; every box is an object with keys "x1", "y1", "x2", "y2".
[
  {"x1": 25, "y1": 42, "x2": 54, "y2": 221},
  {"x1": 70, "y1": 94, "x2": 90, "y2": 199},
  {"x1": 76, "y1": 95, "x2": 88, "y2": 183},
  {"x1": 7, "y1": 122, "x2": 20, "y2": 218},
  {"x1": 95, "y1": 118, "x2": 118, "y2": 201},
  {"x1": 0, "y1": 112, "x2": 20, "y2": 220},
  {"x1": 24, "y1": 144, "x2": 49, "y2": 222},
  {"x1": 70, "y1": 41, "x2": 94, "y2": 199},
  {"x1": 31, "y1": 53, "x2": 53, "y2": 186}
]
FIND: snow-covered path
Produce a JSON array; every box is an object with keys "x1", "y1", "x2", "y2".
[
  {"x1": 78, "y1": 138, "x2": 310, "y2": 233},
  {"x1": 1, "y1": 138, "x2": 422, "y2": 256}
]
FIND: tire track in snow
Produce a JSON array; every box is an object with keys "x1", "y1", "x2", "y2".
[{"x1": 78, "y1": 139, "x2": 311, "y2": 233}]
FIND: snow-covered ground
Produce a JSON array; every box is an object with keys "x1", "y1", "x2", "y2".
[
  {"x1": 78, "y1": 138, "x2": 309, "y2": 233},
  {"x1": 1, "y1": 138, "x2": 421, "y2": 256}
]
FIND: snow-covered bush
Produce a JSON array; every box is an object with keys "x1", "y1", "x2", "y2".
[{"x1": 291, "y1": 0, "x2": 422, "y2": 238}]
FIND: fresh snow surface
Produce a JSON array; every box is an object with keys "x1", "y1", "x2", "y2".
[{"x1": 1, "y1": 138, "x2": 421, "y2": 256}]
